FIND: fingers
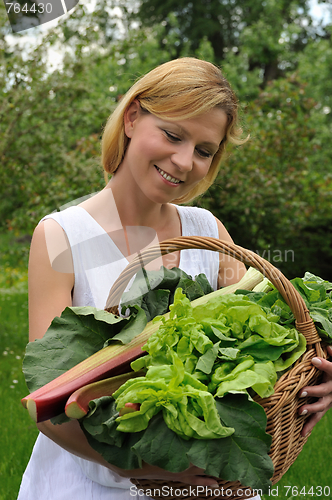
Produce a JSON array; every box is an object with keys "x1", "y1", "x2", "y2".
[
  {"x1": 165, "y1": 467, "x2": 219, "y2": 488},
  {"x1": 310, "y1": 355, "x2": 332, "y2": 375},
  {"x1": 179, "y1": 475, "x2": 219, "y2": 488},
  {"x1": 299, "y1": 378, "x2": 332, "y2": 398},
  {"x1": 164, "y1": 466, "x2": 219, "y2": 487},
  {"x1": 297, "y1": 347, "x2": 332, "y2": 436},
  {"x1": 300, "y1": 410, "x2": 326, "y2": 437},
  {"x1": 298, "y1": 351, "x2": 332, "y2": 399},
  {"x1": 299, "y1": 396, "x2": 332, "y2": 414}
]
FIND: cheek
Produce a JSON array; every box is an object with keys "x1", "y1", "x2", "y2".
[
  {"x1": 193, "y1": 161, "x2": 212, "y2": 182},
  {"x1": 134, "y1": 135, "x2": 161, "y2": 160}
]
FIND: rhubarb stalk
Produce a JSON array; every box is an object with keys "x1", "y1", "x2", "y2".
[
  {"x1": 21, "y1": 319, "x2": 160, "y2": 422},
  {"x1": 65, "y1": 371, "x2": 144, "y2": 419}
]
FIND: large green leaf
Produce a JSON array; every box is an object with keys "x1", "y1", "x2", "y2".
[
  {"x1": 120, "y1": 267, "x2": 212, "y2": 321},
  {"x1": 80, "y1": 393, "x2": 273, "y2": 493},
  {"x1": 23, "y1": 305, "x2": 146, "y2": 392},
  {"x1": 209, "y1": 395, "x2": 273, "y2": 490},
  {"x1": 82, "y1": 398, "x2": 144, "y2": 469}
]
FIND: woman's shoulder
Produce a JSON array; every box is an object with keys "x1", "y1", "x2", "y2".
[{"x1": 174, "y1": 204, "x2": 234, "y2": 243}]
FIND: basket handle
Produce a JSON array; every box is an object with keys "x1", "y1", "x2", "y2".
[{"x1": 105, "y1": 236, "x2": 321, "y2": 345}]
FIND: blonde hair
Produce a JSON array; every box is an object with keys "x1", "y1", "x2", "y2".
[{"x1": 102, "y1": 57, "x2": 246, "y2": 203}]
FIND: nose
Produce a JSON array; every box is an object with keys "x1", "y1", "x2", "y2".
[{"x1": 171, "y1": 144, "x2": 194, "y2": 172}]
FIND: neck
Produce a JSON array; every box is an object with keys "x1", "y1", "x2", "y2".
[{"x1": 107, "y1": 176, "x2": 168, "y2": 230}]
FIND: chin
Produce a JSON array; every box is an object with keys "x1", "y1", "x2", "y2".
[{"x1": 146, "y1": 189, "x2": 179, "y2": 205}]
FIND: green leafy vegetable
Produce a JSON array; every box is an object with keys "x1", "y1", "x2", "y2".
[
  {"x1": 128, "y1": 288, "x2": 305, "y2": 403},
  {"x1": 120, "y1": 267, "x2": 213, "y2": 321},
  {"x1": 113, "y1": 352, "x2": 234, "y2": 440},
  {"x1": 241, "y1": 271, "x2": 332, "y2": 343},
  {"x1": 80, "y1": 393, "x2": 273, "y2": 491}
]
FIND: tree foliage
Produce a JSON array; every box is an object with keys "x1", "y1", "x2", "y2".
[
  {"x1": 1, "y1": 0, "x2": 332, "y2": 279},
  {"x1": 197, "y1": 75, "x2": 332, "y2": 278},
  {"x1": 134, "y1": 0, "x2": 327, "y2": 86},
  {"x1": 0, "y1": 15, "x2": 105, "y2": 229},
  {"x1": 0, "y1": 4, "x2": 191, "y2": 231}
]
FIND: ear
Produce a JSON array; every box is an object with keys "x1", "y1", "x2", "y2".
[{"x1": 124, "y1": 100, "x2": 140, "y2": 139}]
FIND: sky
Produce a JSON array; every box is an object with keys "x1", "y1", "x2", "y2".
[{"x1": 310, "y1": 0, "x2": 332, "y2": 21}]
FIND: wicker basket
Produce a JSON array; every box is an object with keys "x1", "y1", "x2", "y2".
[{"x1": 105, "y1": 236, "x2": 327, "y2": 500}]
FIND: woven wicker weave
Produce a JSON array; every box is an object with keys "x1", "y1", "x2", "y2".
[{"x1": 104, "y1": 236, "x2": 327, "y2": 500}]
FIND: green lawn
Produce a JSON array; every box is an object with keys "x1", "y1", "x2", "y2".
[
  {"x1": 0, "y1": 232, "x2": 331, "y2": 500},
  {"x1": 262, "y1": 411, "x2": 332, "y2": 500},
  {"x1": 0, "y1": 232, "x2": 38, "y2": 500},
  {"x1": 0, "y1": 291, "x2": 39, "y2": 500}
]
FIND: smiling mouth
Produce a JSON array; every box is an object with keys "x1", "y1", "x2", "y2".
[{"x1": 155, "y1": 166, "x2": 183, "y2": 184}]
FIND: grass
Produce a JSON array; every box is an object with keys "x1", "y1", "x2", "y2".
[
  {"x1": 0, "y1": 231, "x2": 38, "y2": 500},
  {"x1": 0, "y1": 291, "x2": 39, "y2": 500},
  {"x1": 0, "y1": 231, "x2": 332, "y2": 499},
  {"x1": 261, "y1": 411, "x2": 332, "y2": 499}
]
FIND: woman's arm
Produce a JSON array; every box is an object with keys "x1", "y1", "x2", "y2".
[
  {"x1": 28, "y1": 219, "x2": 219, "y2": 487},
  {"x1": 28, "y1": 219, "x2": 74, "y2": 341},
  {"x1": 214, "y1": 217, "x2": 246, "y2": 288}
]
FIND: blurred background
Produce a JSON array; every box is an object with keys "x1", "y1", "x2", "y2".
[
  {"x1": 1, "y1": 2, "x2": 332, "y2": 499},
  {"x1": 1, "y1": 0, "x2": 332, "y2": 279}
]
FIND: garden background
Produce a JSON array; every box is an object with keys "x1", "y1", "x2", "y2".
[{"x1": 1, "y1": 0, "x2": 332, "y2": 498}]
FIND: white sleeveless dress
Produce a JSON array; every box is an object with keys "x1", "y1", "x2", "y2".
[{"x1": 17, "y1": 204, "x2": 260, "y2": 500}]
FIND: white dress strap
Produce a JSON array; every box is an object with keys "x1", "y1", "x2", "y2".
[{"x1": 175, "y1": 205, "x2": 219, "y2": 290}]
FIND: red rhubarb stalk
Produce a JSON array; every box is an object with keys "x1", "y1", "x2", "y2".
[
  {"x1": 65, "y1": 371, "x2": 144, "y2": 419},
  {"x1": 119, "y1": 402, "x2": 141, "y2": 416},
  {"x1": 21, "y1": 317, "x2": 164, "y2": 423}
]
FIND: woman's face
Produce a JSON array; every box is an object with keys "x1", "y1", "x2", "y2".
[{"x1": 120, "y1": 101, "x2": 228, "y2": 204}]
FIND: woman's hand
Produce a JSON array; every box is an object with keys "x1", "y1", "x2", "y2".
[
  {"x1": 298, "y1": 345, "x2": 332, "y2": 437},
  {"x1": 118, "y1": 463, "x2": 219, "y2": 488}
]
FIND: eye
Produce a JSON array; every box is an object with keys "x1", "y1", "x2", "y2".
[
  {"x1": 196, "y1": 147, "x2": 213, "y2": 159},
  {"x1": 164, "y1": 130, "x2": 181, "y2": 142}
]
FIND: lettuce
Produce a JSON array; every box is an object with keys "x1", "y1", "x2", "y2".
[
  {"x1": 113, "y1": 352, "x2": 234, "y2": 440},
  {"x1": 122, "y1": 288, "x2": 305, "y2": 413},
  {"x1": 242, "y1": 271, "x2": 332, "y2": 342}
]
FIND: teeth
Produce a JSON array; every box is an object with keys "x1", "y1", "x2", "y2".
[{"x1": 156, "y1": 166, "x2": 181, "y2": 184}]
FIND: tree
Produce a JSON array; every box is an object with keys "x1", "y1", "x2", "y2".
[
  {"x1": 196, "y1": 74, "x2": 332, "y2": 279},
  {"x1": 2, "y1": 0, "x2": 332, "y2": 282},
  {"x1": 0, "y1": 2, "x2": 106, "y2": 231},
  {"x1": 134, "y1": 0, "x2": 330, "y2": 86},
  {"x1": 295, "y1": 30, "x2": 332, "y2": 173},
  {"x1": 0, "y1": 6, "x2": 194, "y2": 232}
]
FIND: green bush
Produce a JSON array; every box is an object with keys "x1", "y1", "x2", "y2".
[{"x1": 196, "y1": 75, "x2": 332, "y2": 280}]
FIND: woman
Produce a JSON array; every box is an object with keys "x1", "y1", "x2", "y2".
[{"x1": 18, "y1": 57, "x2": 332, "y2": 500}]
